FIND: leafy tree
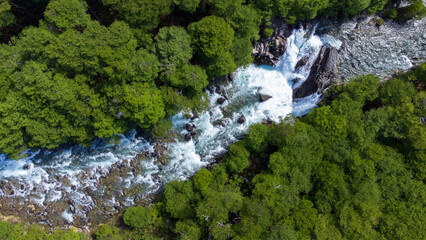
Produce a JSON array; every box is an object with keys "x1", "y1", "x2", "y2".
[
  {"x1": 103, "y1": 0, "x2": 173, "y2": 30},
  {"x1": 0, "y1": 0, "x2": 15, "y2": 28},
  {"x1": 155, "y1": 26, "x2": 193, "y2": 67},
  {"x1": 246, "y1": 124, "x2": 268, "y2": 153},
  {"x1": 165, "y1": 180, "x2": 195, "y2": 219},
  {"x1": 228, "y1": 5, "x2": 261, "y2": 41},
  {"x1": 193, "y1": 168, "x2": 213, "y2": 193},
  {"x1": 162, "y1": 64, "x2": 208, "y2": 96},
  {"x1": 208, "y1": 0, "x2": 244, "y2": 16},
  {"x1": 188, "y1": 16, "x2": 234, "y2": 61},
  {"x1": 123, "y1": 206, "x2": 159, "y2": 229},
  {"x1": 207, "y1": 52, "x2": 237, "y2": 78},
  {"x1": 44, "y1": 0, "x2": 90, "y2": 29},
  {"x1": 174, "y1": 220, "x2": 202, "y2": 240},
  {"x1": 225, "y1": 142, "x2": 250, "y2": 173}
]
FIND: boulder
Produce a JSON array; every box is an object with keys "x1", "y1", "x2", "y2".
[
  {"x1": 293, "y1": 46, "x2": 338, "y2": 98},
  {"x1": 217, "y1": 97, "x2": 226, "y2": 105},
  {"x1": 237, "y1": 115, "x2": 246, "y2": 124},
  {"x1": 23, "y1": 164, "x2": 31, "y2": 170},
  {"x1": 186, "y1": 123, "x2": 194, "y2": 132},
  {"x1": 184, "y1": 133, "x2": 192, "y2": 142},
  {"x1": 259, "y1": 93, "x2": 272, "y2": 102},
  {"x1": 253, "y1": 18, "x2": 293, "y2": 66}
]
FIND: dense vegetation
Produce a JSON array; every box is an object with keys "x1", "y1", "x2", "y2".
[
  {"x1": 97, "y1": 64, "x2": 426, "y2": 240},
  {"x1": 1, "y1": 63, "x2": 424, "y2": 239},
  {"x1": 0, "y1": 0, "x2": 425, "y2": 159}
]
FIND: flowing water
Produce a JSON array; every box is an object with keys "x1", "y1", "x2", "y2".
[{"x1": 0, "y1": 17, "x2": 424, "y2": 227}]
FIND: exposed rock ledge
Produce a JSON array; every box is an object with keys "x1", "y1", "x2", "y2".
[
  {"x1": 293, "y1": 45, "x2": 338, "y2": 98},
  {"x1": 252, "y1": 19, "x2": 293, "y2": 66}
]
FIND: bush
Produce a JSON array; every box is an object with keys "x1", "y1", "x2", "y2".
[{"x1": 225, "y1": 142, "x2": 250, "y2": 173}]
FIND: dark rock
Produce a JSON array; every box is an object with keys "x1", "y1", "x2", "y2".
[
  {"x1": 237, "y1": 115, "x2": 246, "y2": 124},
  {"x1": 190, "y1": 131, "x2": 197, "y2": 137},
  {"x1": 190, "y1": 114, "x2": 199, "y2": 120},
  {"x1": 186, "y1": 123, "x2": 194, "y2": 132},
  {"x1": 293, "y1": 46, "x2": 338, "y2": 99},
  {"x1": 295, "y1": 56, "x2": 309, "y2": 69},
  {"x1": 292, "y1": 78, "x2": 302, "y2": 84},
  {"x1": 253, "y1": 19, "x2": 293, "y2": 66},
  {"x1": 259, "y1": 93, "x2": 272, "y2": 102},
  {"x1": 23, "y1": 164, "x2": 31, "y2": 170},
  {"x1": 213, "y1": 119, "x2": 226, "y2": 127},
  {"x1": 184, "y1": 133, "x2": 192, "y2": 142},
  {"x1": 217, "y1": 97, "x2": 226, "y2": 104},
  {"x1": 71, "y1": 185, "x2": 77, "y2": 191}
]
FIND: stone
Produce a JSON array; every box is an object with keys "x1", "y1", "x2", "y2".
[
  {"x1": 253, "y1": 18, "x2": 292, "y2": 66},
  {"x1": 217, "y1": 97, "x2": 226, "y2": 104},
  {"x1": 213, "y1": 119, "x2": 226, "y2": 127},
  {"x1": 295, "y1": 56, "x2": 309, "y2": 69},
  {"x1": 70, "y1": 205, "x2": 76, "y2": 213},
  {"x1": 184, "y1": 133, "x2": 192, "y2": 142},
  {"x1": 293, "y1": 45, "x2": 338, "y2": 99},
  {"x1": 186, "y1": 123, "x2": 194, "y2": 132},
  {"x1": 23, "y1": 164, "x2": 30, "y2": 170},
  {"x1": 237, "y1": 115, "x2": 246, "y2": 124},
  {"x1": 259, "y1": 93, "x2": 272, "y2": 102},
  {"x1": 191, "y1": 114, "x2": 199, "y2": 120}
]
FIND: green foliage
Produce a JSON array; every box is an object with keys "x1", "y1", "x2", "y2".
[
  {"x1": 162, "y1": 64, "x2": 208, "y2": 96},
  {"x1": 225, "y1": 142, "x2": 250, "y2": 173},
  {"x1": 165, "y1": 180, "x2": 195, "y2": 219},
  {"x1": 44, "y1": 0, "x2": 90, "y2": 29},
  {"x1": 95, "y1": 225, "x2": 121, "y2": 240},
  {"x1": 246, "y1": 124, "x2": 268, "y2": 153},
  {"x1": 152, "y1": 119, "x2": 173, "y2": 138},
  {"x1": 380, "y1": 78, "x2": 416, "y2": 106},
  {"x1": 208, "y1": 0, "x2": 244, "y2": 16},
  {"x1": 174, "y1": 0, "x2": 201, "y2": 13},
  {"x1": 174, "y1": 220, "x2": 201, "y2": 240},
  {"x1": 193, "y1": 168, "x2": 213, "y2": 192},
  {"x1": 396, "y1": 0, "x2": 426, "y2": 21},
  {"x1": 0, "y1": 0, "x2": 14, "y2": 28},
  {"x1": 155, "y1": 26, "x2": 193, "y2": 67},
  {"x1": 104, "y1": 0, "x2": 173, "y2": 30},
  {"x1": 123, "y1": 206, "x2": 159, "y2": 229},
  {"x1": 188, "y1": 16, "x2": 234, "y2": 61},
  {"x1": 263, "y1": 27, "x2": 274, "y2": 37},
  {"x1": 228, "y1": 5, "x2": 262, "y2": 41}
]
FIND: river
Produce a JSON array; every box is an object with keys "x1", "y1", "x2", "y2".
[{"x1": 0, "y1": 16, "x2": 424, "y2": 228}]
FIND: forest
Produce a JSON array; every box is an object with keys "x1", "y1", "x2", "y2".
[{"x1": 0, "y1": 0, "x2": 425, "y2": 239}]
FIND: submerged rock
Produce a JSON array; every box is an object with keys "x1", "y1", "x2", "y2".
[
  {"x1": 253, "y1": 18, "x2": 293, "y2": 66},
  {"x1": 293, "y1": 45, "x2": 338, "y2": 98},
  {"x1": 184, "y1": 133, "x2": 192, "y2": 142}
]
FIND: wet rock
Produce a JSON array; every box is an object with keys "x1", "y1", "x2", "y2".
[
  {"x1": 293, "y1": 45, "x2": 338, "y2": 98},
  {"x1": 295, "y1": 56, "x2": 309, "y2": 69},
  {"x1": 186, "y1": 123, "x2": 194, "y2": 132},
  {"x1": 191, "y1": 114, "x2": 199, "y2": 120},
  {"x1": 23, "y1": 164, "x2": 31, "y2": 170},
  {"x1": 217, "y1": 97, "x2": 226, "y2": 105},
  {"x1": 213, "y1": 119, "x2": 226, "y2": 127},
  {"x1": 190, "y1": 131, "x2": 197, "y2": 137},
  {"x1": 259, "y1": 93, "x2": 272, "y2": 102},
  {"x1": 253, "y1": 18, "x2": 293, "y2": 66},
  {"x1": 237, "y1": 115, "x2": 246, "y2": 124},
  {"x1": 70, "y1": 205, "x2": 76, "y2": 214},
  {"x1": 184, "y1": 133, "x2": 192, "y2": 142},
  {"x1": 292, "y1": 78, "x2": 302, "y2": 84}
]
